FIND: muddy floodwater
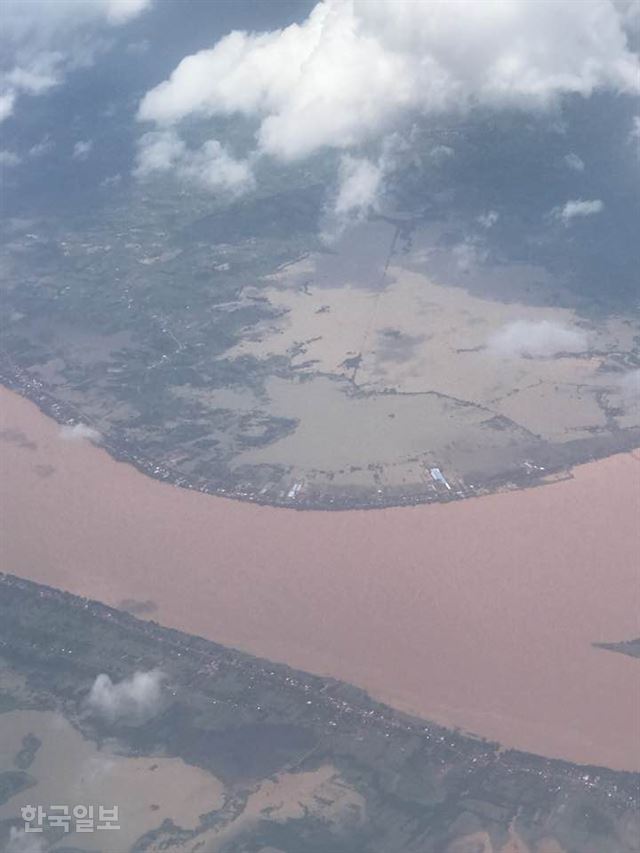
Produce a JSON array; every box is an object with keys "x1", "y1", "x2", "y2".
[
  {"x1": 0, "y1": 386, "x2": 638, "y2": 770},
  {"x1": 0, "y1": 711, "x2": 224, "y2": 851}
]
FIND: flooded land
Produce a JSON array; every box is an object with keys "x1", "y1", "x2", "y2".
[
  {"x1": 0, "y1": 710, "x2": 225, "y2": 851},
  {"x1": 2, "y1": 214, "x2": 639, "y2": 511},
  {"x1": 0, "y1": 385, "x2": 638, "y2": 771}
]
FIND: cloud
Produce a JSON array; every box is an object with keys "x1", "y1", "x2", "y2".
[
  {"x1": 554, "y1": 198, "x2": 604, "y2": 224},
  {"x1": 0, "y1": 136, "x2": 55, "y2": 166},
  {"x1": 614, "y1": 0, "x2": 640, "y2": 28},
  {"x1": 564, "y1": 152, "x2": 585, "y2": 171},
  {"x1": 87, "y1": 669, "x2": 165, "y2": 724},
  {"x1": 104, "y1": 0, "x2": 153, "y2": 25},
  {"x1": 28, "y1": 136, "x2": 54, "y2": 158},
  {"x1": 1, "y1": 0, "x2": 153, "y2": 39},
  {"x1": 477, "y1": 210, "x2": 499, "y2": 228},
  {"x1": 135, "y1": 129, "x2": 254, "y2": 194},
  {"x1": 60, "y1": 423, "x2": 101, "y2": 443},
  {"x1": 135, "y1": 128, "x2": 185, "y2": 173},
  {"x1": 138, "y1": 0, "x2": 639, "y2": 166},
  {"x1": 125, "y1": 38, "x2": 151, "y2": 56},
  {"x1": 72, "y1": 139, "x2": 93, "y2": 161},
  {"x1": 0, "y1": 0, "x2": 153, "y2": 122},
  {"x1": 321, "y1": 154, "x2": 383, "y2": 242},
  {"x1": 0, "y1": 92, "x2": 16, "y2": 122},
  {"x1": 334, "y1": 155, "x2": 383, "y2": 218},
  {"x1": 5, "y1": 58, "x2": 62, "y2": 95},
  {"x1": 0, "y1": 53, "x2": 64, "y2": 121},
  {"x1": 489, "y1": 320, "x2": 589, "y2": 358},
  {"x1": 6, "y1": 828, "x2": 45, "y2": 853},
  {"x1": 429, "y1": 144, "x2": 455, "y2": 163},
  {"x1": 453, "y1": 237, "x2": 489, "y2": 272},
  {"x1": 100, "y1": 173, "x2": 122, "y2": 188},
  {"x1": 0, "y1": 150, "x2": 22, "y2": 167}
]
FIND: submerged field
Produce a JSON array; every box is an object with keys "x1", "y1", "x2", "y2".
[{"x1": 2, "y1": 156, "x2": 638, "y2": 510}]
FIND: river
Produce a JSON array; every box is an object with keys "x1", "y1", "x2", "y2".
[{"x1": 0, "y1": 385, "x2": 638, "y2": 770}]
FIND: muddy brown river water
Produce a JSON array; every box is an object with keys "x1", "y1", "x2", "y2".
[{"x1": 0, "y1": 386, "x2": 638, "y2": 770}]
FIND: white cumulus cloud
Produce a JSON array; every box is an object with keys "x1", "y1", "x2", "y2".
[
  {"x1": 60, "y1": 422, "x2": 101, "y2": 443},
  {"x1": 453, "y1": 237, "x2": 489, "y2": 272},
  {"x1": 0, "y1": 149, "x2": 22, "y2": 167},
  {"x1": 0, "y1": 92, "x2": 16, "y2": 122},
  {"x1": 87, "y1": 669, "x2": 165, "y2": 724},
  {"x1": 489, "y1": 320, "x2": 589, "y2": 358},
  {"x1": 135, "y1": 129, "x2": 254, "y2": 194},
  {"x1": 555, "y1": 198, "x2": 604, "y2": 224},
  {"x1": 477, "y1": 210, "x2": 499, "y2": 228},
  {"x1": 72, "y1": 139, "x2": 94, "y2": 161},
  {"x1": 334, "y1": 155, "x2": 383, "y2": 218},
  {"x1": 28, "y1": 136, "x2": 54, "y2": 158},
  {"x1": 564, "y1": 152, "x2": 585, "y2": 171},
  {"x1": 138, "y1": 0, "x2": 639, "y2": 166},
  {"x1": 1, "y1": 0, "x2": 153, "y2": 122},
  {"x1": 104, "y1": 0, "x2": 153, "y2": 25},
  {"x1": 321, "y1": 154, "x2": 384, "y2": 241},
  {"x1": 5, "y1": 59, "x2": 63, "y2": 95}
]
